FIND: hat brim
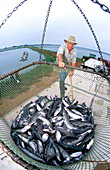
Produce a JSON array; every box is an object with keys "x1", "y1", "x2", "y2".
[{"x1": 64, "y1": 39, "x2": 77, "y2": 45}]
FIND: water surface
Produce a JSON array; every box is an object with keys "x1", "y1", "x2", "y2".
[{"x1": 0, "y1": 45, "x2": 110, "y2": 77}]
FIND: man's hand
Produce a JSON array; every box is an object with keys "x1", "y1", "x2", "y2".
[
  {"x1": 59, "y1": 61, "x2": 65, "y2": 68},
  {"x1": 69, "y1": 71, "x2": 74, "y2": 77},
  {"x1": 58, "y1": 53, "x2": 65, "y2": 68}
]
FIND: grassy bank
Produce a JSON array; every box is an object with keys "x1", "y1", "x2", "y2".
[
  {"x1": 1, "y1": 64, "x2": 53, "y2": 99},
  {"x1": 0, "y1": 47, "x2": 56, "y2": 99},
  {"x1": 28, "y1": 46, "x2": 83, "y2": 62},
  {"x1": 0, "y1": 46, "x2": 82, "y2": 100},
  {"x1": 28, "y1": 46, "x2": 56, "y2": 63}
]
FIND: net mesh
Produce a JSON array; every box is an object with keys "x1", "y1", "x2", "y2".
[{"x1": 0, "y1": 63, "x2": 110, "y2": 170}]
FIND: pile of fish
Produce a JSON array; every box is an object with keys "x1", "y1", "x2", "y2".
[{"x1": 11, "y1": 96, "x2": 96, "y2": 166}]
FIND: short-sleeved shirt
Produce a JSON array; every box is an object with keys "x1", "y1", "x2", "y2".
[{"x1": 53, "y1": 44, "x2": 77, "y2": 73}]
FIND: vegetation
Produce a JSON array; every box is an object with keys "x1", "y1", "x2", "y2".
[
  {"x1": 43, "y1": 52, "x2": 56, "y2": 62},
  {"x1": 0, "y1": 45, "x2": 82, "y2": 100},
  {"x1": 29, "y1": 46, "x2": 82, "y2": 62},
  {"x1": 76, "y1": 57, "x2": 83, "y2": 62},
  {"x1": 28, "y1": 46, "x2": 56, "y2": 63},
  {"x1": 0, "y1": 64, "x2": 53, "y2": 99}
]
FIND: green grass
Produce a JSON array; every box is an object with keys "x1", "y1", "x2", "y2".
[
  {"x1": 0, "y1": 65, "x2": 53, "y2": 99},
  {"x1": 28, "y1": 46, "x2": 56, "y2": 63},
  {"x1": 44, "y1": 53, "x2": 56, "y2": 62},
  {"x1": 0, "y1": 46, "x2": 54, "y2": 100},
  {"x1": 76, "y1": 57, "x2": 83, "y2": 62},
  {"x1": 0, "y1": 46, "x2": 82, "y2": 99},
  {"x1": 29, "y1": 46, "x2": 82, "y2": 63}
]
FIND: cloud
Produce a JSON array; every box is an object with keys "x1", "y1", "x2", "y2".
[{"x1": 0, "y1": 0, "x2": 110, "y2": 53}]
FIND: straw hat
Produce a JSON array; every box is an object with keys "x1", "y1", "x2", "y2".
[{"x1": 64, "y1": 36, "x2": 77, "y2": 45}]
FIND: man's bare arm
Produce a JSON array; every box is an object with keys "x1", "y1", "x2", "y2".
[{"x1": 58, "y1": 53, "x2": 65, "y2": 67}]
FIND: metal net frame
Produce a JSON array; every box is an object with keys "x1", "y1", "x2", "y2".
[
  {"x1": 0, "y1": 62, "x2": 55, "y2": 116},
  {"x1": 0, "y1": 0, "x2": 110, "y2": 169},
  {"x1": 0, "y1": 62, "x2": 110, "y2": 170}
]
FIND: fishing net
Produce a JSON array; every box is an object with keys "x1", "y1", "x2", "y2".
[
  {"x1": 0, "y1": 63, "x2": 110, "y2": 170},
  {"x1": 0, "y1": 0, "x2": 110, "y2": 169}
]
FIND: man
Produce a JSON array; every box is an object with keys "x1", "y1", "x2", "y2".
[{"x1": 55, "y1": 35, "x2": 77, "y2": 98}]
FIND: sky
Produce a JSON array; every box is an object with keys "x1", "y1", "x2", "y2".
[{"x1": 0, "y1": 0, "x2": 110, "y2": 54}]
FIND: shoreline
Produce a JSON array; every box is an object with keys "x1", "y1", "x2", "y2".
[
  {"x1": 28, "y1": 46, "x2": 82, "y2": 67},
  {"x1": 0, "y1": 44, "x2": 110, "y2": 56},
  {"x1": 0, "y1": 47, "x2": 82, "y2": 117}
]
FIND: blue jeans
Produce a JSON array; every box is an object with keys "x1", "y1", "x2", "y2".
[{"x1": 58, "y1": 72, "x2": 69, "y2": 98}]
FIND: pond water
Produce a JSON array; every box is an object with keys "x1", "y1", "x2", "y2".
[
  {"x1": 0, "y1": 48, "x2": 44, "y2": 76},
  {"x1": 0, "y1": 45, "x2": 110, "y2": 77}
]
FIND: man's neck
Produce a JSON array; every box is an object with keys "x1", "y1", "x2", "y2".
[{"x1": 68, "y1": 49, "x2": 72, "y2": 54}]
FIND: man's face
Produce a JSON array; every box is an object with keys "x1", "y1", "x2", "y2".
[{"x1": 66, "y1": 41, "x2": 75, "y2": 50}]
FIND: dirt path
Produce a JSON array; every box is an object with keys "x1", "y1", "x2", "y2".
[{"x1": 0, "y1": 72, "x2": 59, "y2": 117}]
